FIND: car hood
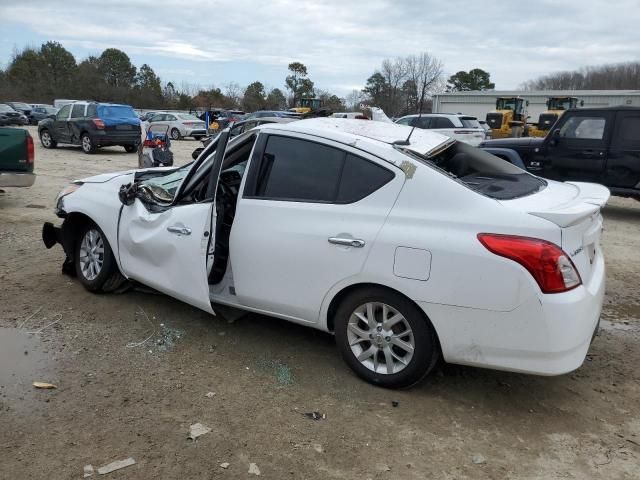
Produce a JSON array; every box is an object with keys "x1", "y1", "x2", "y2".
[
  {"x1": 79, "y1": 166, "x2": 176, "y2": 184},
  {"x1": 481, "y1": 137, "x2": 544, "y2": 148}
]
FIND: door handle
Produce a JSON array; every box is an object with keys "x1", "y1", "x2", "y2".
[
  {"x1": 328, "y1": 237, "x2": 365, "y2": 248},
  {"x1": 167, "y1": 225, "x2": 192, "y2": 235}
]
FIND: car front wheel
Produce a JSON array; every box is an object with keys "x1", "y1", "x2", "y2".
[
  {"x1": 39, "y1": 129, "x2": 57, "y2": 148},
  {"x1": 124, "y1": 144, "x2": 137, "y2": 153},
  {"x1": 170, "y1": 128, "x2": 181, "y2": 140},
  {"x1": 334, "y1": 287, "x2": 439, "y2": 388},
  {"x1": 81, "y1": 133, "x2": 97, "y2": 154},
  {"x1": 74, "y1": 222, "x2": 125, "y2": 292}
]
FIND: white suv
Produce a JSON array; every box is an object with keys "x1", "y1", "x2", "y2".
[
  {"x1": 43, "y1": 118, "x2": 607, "y2": 388},
  {"x1": 395, "y1": 113, "x2": 485, "y2": 146}
]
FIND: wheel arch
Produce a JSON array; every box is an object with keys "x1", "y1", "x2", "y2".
[{"x1": 323, "y1": 282, "x2": 443, "y2": 354}]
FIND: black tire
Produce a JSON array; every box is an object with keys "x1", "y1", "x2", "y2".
[
  {"x1": 193, "y1": 135, "x2": 203, "y2": 141},
  {"x1": 74, "y1": 222, "x2": 125, "y2": 293},
  {"x1": 124, "y1": 144, "x2": 137, "y2": 153},
  {"x1": 170, "y1": 128, "x2": 181, "y2": 140},
  {"x1": 39, "y1": 129, "x2": 57, "y2": 149},
  {"x1": 81, "y1": 133, "x2": 97, "y2": 154},
  {"x1": 334, "y1": 287, "x2": 439, "y2": 389}
]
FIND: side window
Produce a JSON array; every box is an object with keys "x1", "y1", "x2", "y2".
[
  {"x1": 396, "y1": 117, "x2": 412, "y2": 126},
  {"x1": 433, "y1": 117, "x2": 455, "y2": 129},
  {"x1": 87, "y1": 104, "x2": 97, "y2": 117},
  {"x1": 559, "y1": 116, "x2": 606, "y2": 140},
  {"x1": 56, "y1": 104, "x2": 71, "y2": 120},
  {"x1": 337, "y1": 154, "x2": 394, "y2": 203},
  {"x1": 613, "y1": 115, "x2": 640, "y2": 147},
  {"x1": 411, "y1": 117, "x2": 431, "y2": 129},
  {"x1": 250, "y1": 136, "x2": 394, "y2": 203},
  {"x1": 167, "y1": 115, "x2": 177, "y2": 121},
  {"x1": 71, "y1": 104, "x2": 85, "y2": 118},
  {"x1": 255, "y1": 136, "x2": 344, "y2": 202}
]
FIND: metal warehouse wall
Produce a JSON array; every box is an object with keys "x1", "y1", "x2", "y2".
[{"x1": 432, "y1": 90, "x2": 640, "y2": 122}]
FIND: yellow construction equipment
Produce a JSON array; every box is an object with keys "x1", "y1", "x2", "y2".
[
  {"x1": 527, "y1": 96, "x2": 582, "y2": 137},
  {"x1": 288, "y1": 97, "x2": 322, "y2": 115},
  {"x1": 485, "y1": 97, "x2": 529, "y2": 138}
]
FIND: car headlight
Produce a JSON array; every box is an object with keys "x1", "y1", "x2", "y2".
[{"x1": 55, "y1": 183, "x2": 83, "y2": 213}]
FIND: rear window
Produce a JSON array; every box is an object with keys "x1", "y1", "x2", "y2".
[
  {"x1": 460, "y1": 117, "x2": 480, "y2": 128},
  {"x1": 97, "y1": 105, "x2": 137, "y2": 119},
  {"x1": 402, "y1": 141, "x2": 546, "y2": 200}
]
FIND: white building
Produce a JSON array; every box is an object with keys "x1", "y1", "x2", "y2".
[{"x1": 432, "y1": 90, "x2": 640, "y2": 122}]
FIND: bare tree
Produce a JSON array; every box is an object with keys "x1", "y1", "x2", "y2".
[
  {"x1": 346, "y1": 89, "x2": 364, "y2": 111},
  {"x1": 522, "y1": 62, "x2": 640, "y2": 90},
  {"x1": 224, "y1": 82, "x2": 242, "y2": 108},
  {"x1": 405, "y1": 53, "x2": 444, "y2": 112}
]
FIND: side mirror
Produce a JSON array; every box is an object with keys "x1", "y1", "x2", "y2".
[{"x1": 552, "y1": 129, "x2": 560, "y2": 138}]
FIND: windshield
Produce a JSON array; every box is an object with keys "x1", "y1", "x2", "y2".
[
  {"x1": 548, "y1": 98, "x2": 576, "y2": 110},
  {"x1": 460, "y1": 117, "x2": 480, "y2": 128},
  {"x1": 97, "y1": 105, "x2": 137, "y2": 118},
  {"x1": 496, "y1": 98, "x2": 521, "y2": 111},
  {"x1": 11, "y1": 102, "x2": 31, "y2": 110},
  {"x1": 0, "y1": 104, "x2": 15, "y2": 112},
  {"x1": 400, "y1": 141, "x2": 546, "y2": 200},
  {"x1": 139, "y1": 163, "x2": 193, "y2": 200}
]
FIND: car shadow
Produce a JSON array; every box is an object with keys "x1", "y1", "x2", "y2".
[{"x1": 603, "y1": 202, "x2": 640, "y2": 223}]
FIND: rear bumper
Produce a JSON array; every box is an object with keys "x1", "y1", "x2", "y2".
[
  {"x1": 185, "y1": 128, "x2": 206, "y2": 137},
  {"x1": 94, "y1": 130, "x2": 141, "y2": 146},
  {"x1": 0, "y1": 172, "x2": 36, "y2": 187},
  {"x1": 422, "y1": 249, "x2": 605, "y2": 375}
]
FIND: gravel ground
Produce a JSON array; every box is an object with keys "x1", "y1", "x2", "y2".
[{"x1": 1, "y1": 126, "x2": 639, "y2": 479}]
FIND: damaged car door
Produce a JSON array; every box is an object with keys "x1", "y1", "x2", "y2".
[{"x1": 117, "y1": 132, "x2": 230, "y2": 313}]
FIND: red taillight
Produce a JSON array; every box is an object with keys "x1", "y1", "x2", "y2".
[
  {"x1": 477, "y1": 234, "x2": 582, "y2": 294},
  {"x1": 26, "y1": 134, "x2": 34, "y2": 165},
  {"x1": 93, "y1": 119, "x2": 105, "y2": 129}
]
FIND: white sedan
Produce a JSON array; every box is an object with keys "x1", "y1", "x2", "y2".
[
  {"x1": 147, "y1": 112, "x2": 207, "y2": 140},
  {"x1": 43, "y1": 119, "x2": 608, "y2": 388}
]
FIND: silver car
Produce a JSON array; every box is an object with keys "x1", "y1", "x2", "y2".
[{"x1": 147, "y1": 112, "x2": 206, "y2": 140}]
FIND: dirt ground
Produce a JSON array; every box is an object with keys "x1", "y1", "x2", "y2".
[{"x1": 1, "y1": 126, "x2": 639, "y2": 479}]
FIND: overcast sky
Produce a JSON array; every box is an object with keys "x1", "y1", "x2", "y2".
[{"x1": 1, "y1": 0, "x2": 639, "y2": 95}]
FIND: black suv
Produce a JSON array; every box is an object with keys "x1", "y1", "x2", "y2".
[
  {"x1": 481, "y1": 106, "x2": 640, "y2": 199},
  {"x1": 38, "y1": 102, "x2": 141, "y2": 154}
]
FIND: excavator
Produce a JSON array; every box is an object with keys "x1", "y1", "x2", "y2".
[
  {"x1": 527, "y1": 96, "x2": 582, "y2": 137},
  {"x1": 485, "y1": 97, "x2": 529, "y2": 138}
]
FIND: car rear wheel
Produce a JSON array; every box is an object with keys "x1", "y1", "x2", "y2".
[
  {"x1": 39, "y1": 129, "x2": 57, "y2": 149},
  {"x1": 123, "y1": 144, "x2": 136, "y2": 153},
  {"x1": 74, "y1": 222, "x2": 125, "y2": 293},
  {"x1": 193, "y1": 135, "x2": 204, "y2": 140},
  {"x1": 170, "y1": 128, "x2": 181, "y2": 140},
  {"x1": 334, "y1": 287, "x2": 439, "y2": 388},
  {"x1": 81, "y1": 133, "x2": 97, "y2": 154}
]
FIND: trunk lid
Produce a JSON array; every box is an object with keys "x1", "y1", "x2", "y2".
[{"x1": 500, "y1": 180, "x2": 610, "y2": 283}]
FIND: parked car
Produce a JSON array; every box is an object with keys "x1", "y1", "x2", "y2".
[
  {"x1": 38, "y1": 102, "x2": 141, "y2": 154},
  {"x1": 30, "y1": 106, "x2": 58, "y2": 125},
  {"x1": 0, "y1": 104, "x2": 28, "y2": 125},
  {"x1": 139, "y1": 111, "x2": 160, "y2": 122},
  {"x1": 480, "y1": 106, "x2": 640, "y2": 199},
  {"x1": 42, "y1": 118, "x2": 607, "y2": 388},
  {"x1": 478, "y1": 120, "x2": 492, "y2": 140},
  {"x1": 4, "y1": 101, "x2": 33, "y2": 118},
  {"x1": 0, "y1": 127, "x2": 35, "y2": 187},
  {"x1": 147, "y1": 112, "x2": 206, "y2": 140},
  {"x1": 191, "y1": 117, "x2": 298, "y2": 159},
  {"x1": 395, "y1": 113, "x2": 486, "y2": 146},
  {"x1": 243, "y1": 110, "x2": 294, "y2": 120}
]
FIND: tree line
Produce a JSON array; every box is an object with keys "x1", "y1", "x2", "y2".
[
  {"x1": 522, "y1": 61, "x2": 640, "y2": 90},
  {"x1": 0, "y1": 41, "x2": 503, "y2": 115}
]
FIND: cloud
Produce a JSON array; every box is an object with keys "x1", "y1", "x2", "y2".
[{"x1": 1, "y1": 0, "x2": 639, "y2": 94}]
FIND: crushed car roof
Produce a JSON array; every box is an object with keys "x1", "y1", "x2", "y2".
[{"x1": 260, "y1": 117, "x2": 453, "y2": 157}]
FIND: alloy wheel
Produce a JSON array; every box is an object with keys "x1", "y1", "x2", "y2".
[
  {"x1": 82, "y1": 135, "x2": 92, "y2": 152},
  {"x1": 79, "y1": 229, "x2": 104, "y2": 281},
  {"x1": 346, "y1": 302, "x2": 415, "y2": 375},
  {"x1": 41, "y1": 131, "x2": 51, "y2": 147}
]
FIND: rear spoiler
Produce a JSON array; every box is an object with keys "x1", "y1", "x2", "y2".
[{"x1": 528, "y1": 182, "x2": 610, "y2": 227}]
